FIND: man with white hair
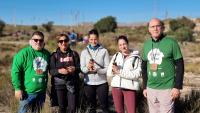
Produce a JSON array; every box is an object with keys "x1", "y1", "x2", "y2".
[{"x1": 142, "y1": 18, "x2": 184, "y2": 113}]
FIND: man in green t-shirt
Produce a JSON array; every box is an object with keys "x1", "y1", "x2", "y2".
[
  {"x1": 142, "y1": 18, "x2": 184, "y2": 113},
  {"x1": 11, "y1": 31, "x2": 50, "y2": 113}
]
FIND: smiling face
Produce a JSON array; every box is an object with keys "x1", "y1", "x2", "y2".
[
  {"x1": 58, "y1": 36, "x2": 69, "y2": 52},
  {"x1": 118, "y1": 39, "x2": 129, "y2": 55},
  {"x1": 31, "y1": 35, "x2": 44, "y2": 50},
  {"x1": 88, "y1": 34, "x2": 99, "y2": 46},
  {"x1": 148, "y1": 18, "x2": 164, "y2": 40}
]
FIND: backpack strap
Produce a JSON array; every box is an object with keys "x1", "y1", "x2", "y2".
[
  {"x1": 132, "y1": 56, "x2": 140, "y2": 70},
  {"x1": 113, "y1": 52, "x2": 119, "y2": 64},
  {"x1": 86, "y1": 47, "x2": 104, "y2": 69}
]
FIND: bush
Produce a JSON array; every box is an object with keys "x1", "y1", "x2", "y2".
[
  {"x1": 169, "y1": 16, "x2": 195, "y2": 31},
  {"x1": 94, "y1": 16, "x2": 117, "y2": 33},
  {"x1": 175, "y1": 90, "x2": 200, "y2": 113},
  {"x1": 168, "y1": 17, "x2": 195, "y2": 42},
  {"x1": 42, "y1": 21, "x2": 54, "y2": 32},
  {"x1": 0, "y1": 19, "x2": 5, "y2": 36},
  {"x1": 175, "y1": 27, "x2": 194, "y2": 42},
  {"x1": 31, "y1": 25, "x2": 38, "y2": 30},
  {"x1": 169, "y1": 19, "x2": 182, "y2": 31}
]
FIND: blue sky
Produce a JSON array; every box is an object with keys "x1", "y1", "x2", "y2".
[{"x1": 0, "y1": 0, "x2": 200, "y2": 25}]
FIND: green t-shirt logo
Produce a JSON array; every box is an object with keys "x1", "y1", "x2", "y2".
[{"x1": 147, "y1": 48, "x2": 164, "y2": 65}]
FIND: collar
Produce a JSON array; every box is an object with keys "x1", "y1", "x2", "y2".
[
  {"x1": 88, "y1": 44, "x2": 100, "y2": 51},
  {"x1": 56, "y1": 47, "x2": 72, "y2": 54},
  {"x1": 151, "y1": 34, "x2": 165, "y2": 42}
]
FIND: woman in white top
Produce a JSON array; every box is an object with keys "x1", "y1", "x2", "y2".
[
  {"x1": 107, "y1": 35, "x2": 142, "y2": 113},
  {"x1": 80, "y1": 29, "x2": 110, "y2": 113}
]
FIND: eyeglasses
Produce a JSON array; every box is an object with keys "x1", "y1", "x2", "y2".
[
  {"x1": 149, "y1": 25, "x2": 163, "y2": 29},
  {"x1": 32, "y1": 39, "x2": 44, "y2": 43},
  {"x1": 58, "y1": 39, "x2": 68, "y2": 44}
]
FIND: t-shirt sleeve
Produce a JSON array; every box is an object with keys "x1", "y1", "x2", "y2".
[
  {"x1": 172, "y1": 40, "x2": 183, "y2": 60},
  {"x1": 142, "y1": 45, "x2": 147, "y2": 61}
]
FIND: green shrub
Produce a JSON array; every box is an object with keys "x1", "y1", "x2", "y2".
[
  {"x1": 169, "y1": 19, "x2": 182, "y2": 31},
  {"x1": 169, "y1": 16, "x2": 195, "y2": 31},
  {"x1": 32, "y1": 25, "x2": 38, "y2": 30},
  {"x1": 94, "y1": 16, "x2": 117, "y2": 33},
  {"x1": 42, "y1": 21, "x2": 54, "y2": 32},
  {"x1": 175, "y1": 27, "x2": 194, "y2": 42}
]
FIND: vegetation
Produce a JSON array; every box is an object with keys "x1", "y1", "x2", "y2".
[
  {"x1": 94, "y1": 16, "x2": 117, "y2": 33},
  {"x1": 168, "y1": 16, "x2": 195, "y2": 42},
  {"x1": 175, "y1": 90, "x2": 200, "y2": 113},
  {"x1": 175, "y1": 27, "x2": 194, "y2": 42},
  {"x1": 31, "y1": 25, "x2": 38, "y2": 31},
  {"x1": 42, "y1": 21, "x2": 54, "y2": 32},
  {"x1": 0, "y1": 19, "x2": 5, "y2": 36}
]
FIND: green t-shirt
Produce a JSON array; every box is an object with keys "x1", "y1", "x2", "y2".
[
  {"x1": 142, "y1": 36, "x2": 183, "y2": 89},
  {"x1": 11, "y1": 46, "x2": 50, "y2": 94}
]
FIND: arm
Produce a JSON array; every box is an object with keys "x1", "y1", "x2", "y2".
[
  {"x1": 119, "y1": 57, "x2": 142, "y2": 80},
  {"x1": 49, "y1": 53, "x2": 59, "y2": 76},
  {"x1": 73, "y1": 51, "x2": 81, "y2": 73},
  {"x1": 11, "y1": 53, "x2": 24, "y2": 91},
  {"x1": 107, "y1": 53, "x2": 117, "y2": 77},
  {"x1": 142, "y1": 60, "x2": 148, "y2": 97},
  {"x1": 97, "y1": 50, "x2": 110, "y2": 75},
  {"x1": 174, "y1": 57, "x2": 184, "y2": 89},
  {"x1": 142, "y1": 60, "x2": 148, "y2": 89},
  {"x1": 171, "y1": 58, "x2": 184, "y2": 100},
  {"x1": 80, "y1": 50, "x2": 89, "y2": 74},
  {"x1": 11, "y1": 52, "x2": 25, "y2": 100},
  {"x1": 170, "y1": 40, "x2": 184, "y2": 99}
]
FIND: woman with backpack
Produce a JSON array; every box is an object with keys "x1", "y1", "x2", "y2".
[
  {"x1": 107, "y1": 35, "x2": 142, "y2": 113},
  {"x1": 49, "y1": 34, "x2": 80, "y2": 113}
]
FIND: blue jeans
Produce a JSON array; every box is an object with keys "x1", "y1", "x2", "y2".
[{"x1": 18, "y1": 92, "x2": 46, "y2": 113}]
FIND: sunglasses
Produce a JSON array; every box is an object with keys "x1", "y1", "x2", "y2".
[
  {"x1": 58, "y1": 39, "x2": 68, "y2": 43},
  {"x1": 32, "y1": 39, "x2": 44, "y2": 43}
]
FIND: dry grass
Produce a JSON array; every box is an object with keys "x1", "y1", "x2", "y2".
[
  {"x1": 175, "y1": 90, "x2": 200, "y2": 113},
  {"x1": 181, "y1": 42, "x2": 200, "y2": 57},
  {"x1": 185, "y1": 62, "x2": 200, "y2": 74}
]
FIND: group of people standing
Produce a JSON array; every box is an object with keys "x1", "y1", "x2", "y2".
[{"x1": 11, "y1": 18, "x2": 184, "y2": 113}]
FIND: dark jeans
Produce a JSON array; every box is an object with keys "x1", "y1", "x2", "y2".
[
  {"x1": 84, "y1": 83, "x2": 109, "y2": 113},
  {"x1": 56, "y1": 85, "x2": 76, "y2": 113}
]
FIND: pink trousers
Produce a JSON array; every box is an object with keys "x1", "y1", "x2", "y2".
[{"x1": 112, "y1": 88, "x2": 136, "y2": 113}]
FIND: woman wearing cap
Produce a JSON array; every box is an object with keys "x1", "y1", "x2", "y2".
[
  {"x1": 49, "y1": 34, "x2": 80, "y2": 113},
  {"x1": 80, "y1": 29, "x2": 110, "y2": 113},
  {"x1": 107, "y1": 35, "x2": 142, "y2": 113}
]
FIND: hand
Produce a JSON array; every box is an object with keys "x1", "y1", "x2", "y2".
[
  {"x1": 171, "y1": 88, "x2": 180, "y2": 100},
  {"x1": 112, "y1": 64, "x2": 119, "y2": 74},
  {"x1": 143, "y1": 89, "x2": 147, "y2": 98},
  {"x1": 87, "y1": 60, "x2": 95, "y2": 71},
  {"x1": 67, "y1": 66, "x2": 75, "y2": 73},
  {"x1": 58, "y1": 68, "x2": 69, "y2": 75},
  {"x1": 15, "y1": 90, "x2": 23, "y2": 100}
]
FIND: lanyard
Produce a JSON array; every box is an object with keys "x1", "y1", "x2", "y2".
[{"x1": 151, "y1": 41, "x2": 160, "y2": 63}]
